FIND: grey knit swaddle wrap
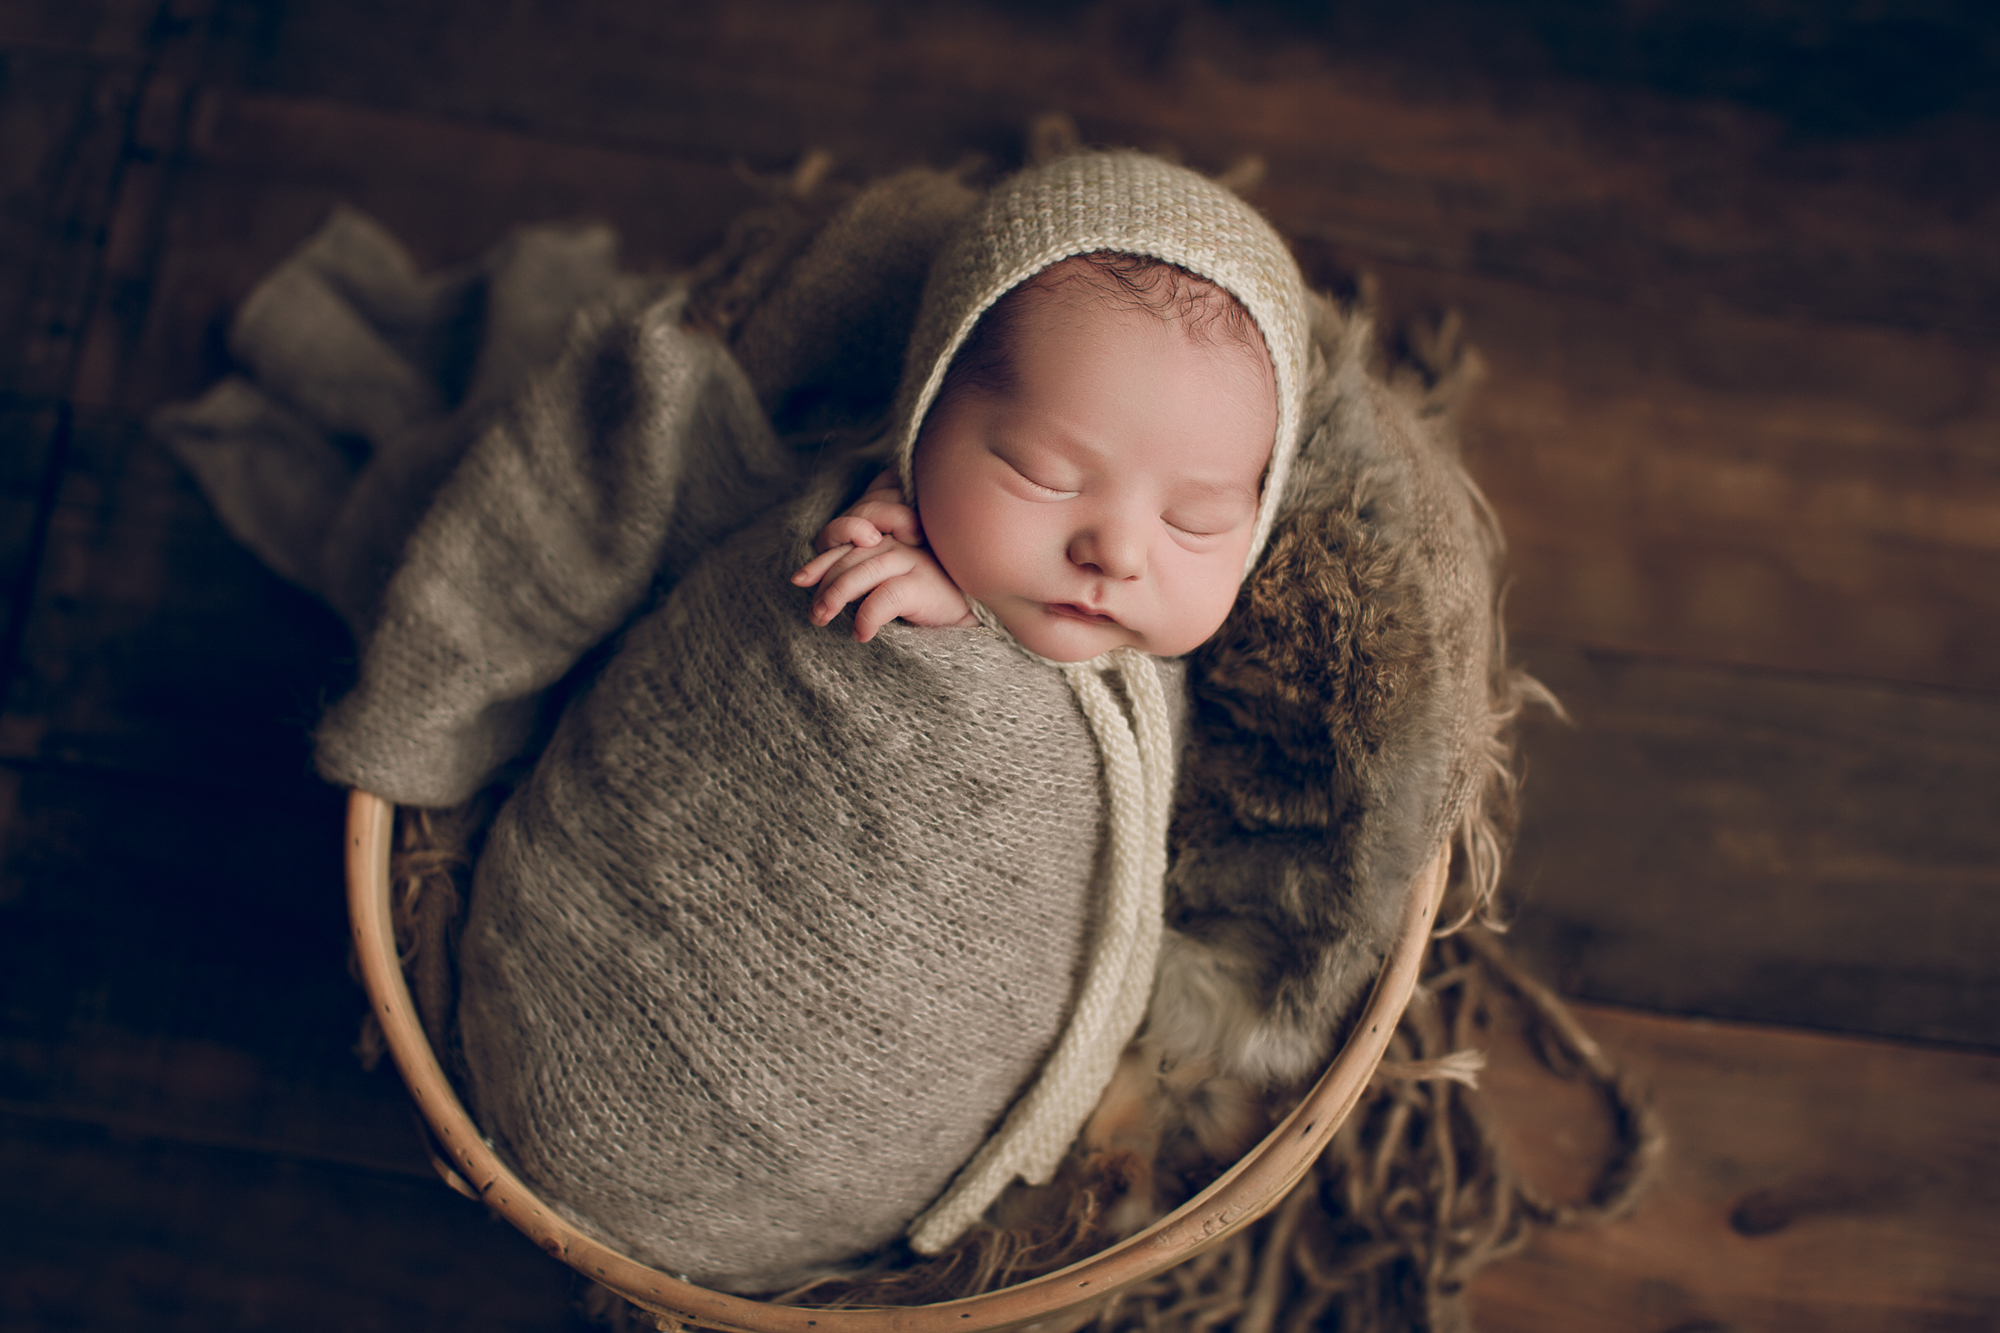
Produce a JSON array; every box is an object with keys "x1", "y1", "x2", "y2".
[{"x1": 457, "y1": 492, "x2": 1154, "y2": 1288}]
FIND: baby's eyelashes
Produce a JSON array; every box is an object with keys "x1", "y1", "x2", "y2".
[
  {"x1": 1164, "y1": 494, "x2": 1257, "y2": 542},
  {"x1": 1002, "y1": 458, "x2": 1080, "y2": 499}
]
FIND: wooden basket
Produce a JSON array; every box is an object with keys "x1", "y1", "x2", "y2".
[{"x1": 346, "y1": 788, "x2": 1446, "y2": 1332}]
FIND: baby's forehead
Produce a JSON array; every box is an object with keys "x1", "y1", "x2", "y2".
[
  {"x1": 1015, "y1": 263, "x2": 1273, "y2": 386},
  {"x1": 949, "y1": 270, "x2": 1278, "y2": 488}
]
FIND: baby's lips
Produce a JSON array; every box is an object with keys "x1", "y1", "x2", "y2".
[{"x1": 1048, "y1": 601, "x2": 1118, "y2": 625}]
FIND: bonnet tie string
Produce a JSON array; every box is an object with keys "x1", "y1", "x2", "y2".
[{"x1": 909, "y1": 643, "x2": 1175, "y2": 1253}]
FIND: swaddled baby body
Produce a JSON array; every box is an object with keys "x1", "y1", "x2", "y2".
[
  {"x1": 318, "y1": 151, "x2": 1314, "y2": 1290},
  {"x1": 453, "y1": 495, "x2": 1128, "y2": 1289}
]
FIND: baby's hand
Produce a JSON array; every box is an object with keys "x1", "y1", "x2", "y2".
[
  {"x1": 793, "y1": 537, "x2": 975, "y2": 642},
  {"x1": 812, "y1": 471, "x2": 923, "y2": 556},
  {"x1": 791, "y1": 473, "x2": 973, "y2": 642}
]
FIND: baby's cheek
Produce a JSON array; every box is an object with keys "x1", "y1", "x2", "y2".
[{"x1": 1184, "y1": 567, "x2": 1249, "y2": 643}]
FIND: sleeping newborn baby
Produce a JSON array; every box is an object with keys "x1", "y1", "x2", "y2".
[
  {"x1": 794, "y1": 251, "x2": 1287, "y2": 1247},
  {"x1": 795, "y1": 250, "x2": 1276, "y2": 667},
  {"x1": 314, "y1": 150, "x2": 1311, "y2": 1290}
]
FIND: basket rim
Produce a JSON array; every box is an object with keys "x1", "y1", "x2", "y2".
[{"x1": 346, "y1": 787, "x2": 1445, "y2": 1333}]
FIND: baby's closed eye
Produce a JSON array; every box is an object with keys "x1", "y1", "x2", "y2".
[
  {"x1": 1161, "y1": 496, "x2": 1255, "y2": 541},
  {"x1": 1001, "y1": 456, "x2": 1080, "y2": 499}
]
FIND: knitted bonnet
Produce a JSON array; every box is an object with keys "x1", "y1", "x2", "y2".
[
  {"x1": 890, "y1": 150, "x2": 1310, "y2": 576},
  {"x1": 894, "y1": 152, "x2": 1312, "y2": 1251}
]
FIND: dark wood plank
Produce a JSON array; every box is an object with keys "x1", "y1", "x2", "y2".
[
  {"x1": 0, "y1": 758, "x2": 424, "y2": 1174},
  {"x1": 1471, "y1": 1003, "x2": 2000, "y2": 1332},
  {"x1": 210, "y1": 0, "x2": 1999, "y2": 338},
  {"x1": 0, "y1": 401, "x2": 62, "y2": 672},
  {"x1": 0, "y1": 409, "x2": 354, "y2": 780},
  {"x1": 0, "y1": 0, "x2": 161, "y2": 57},
  {"x1": 1499, "y1": 639, "x2": 2000, "y2": 1048},
  {"x1": 78, "y1": 88, "x2": 766, "y2": 413},
  {"x1": 1311, "y1": 254, "x2": 2000, "y2": 693},
  {"x1": 1, "y1": 1110, "x2": 592, "y2": 1332},
  {"x1": 0, "y1": 46, "x2": 142, "y2": 400}
]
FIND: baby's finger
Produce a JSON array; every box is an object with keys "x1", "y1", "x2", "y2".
[
  {"x1": 791, "y1": 544, "x2": 853, "y2": 587},
  {"x1": 851, "y1": 580, "x2": 917, "y2": 643},
  {"x1": 849, "y1": 499, "x2": 924, "y2": 548},
  {"x1": 815, "y1": 515, "x2": 884, "y2": 553},
  {"x1": 813, "y1": 550, "x2": 915, "y2": 627}
]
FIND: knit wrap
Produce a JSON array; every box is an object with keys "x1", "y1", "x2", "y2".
[
  {"x1": 908, "y1": 646, "x2": 1175, "y2": 1250},
  {"x1": 454, "y1": 487, "x2": 1186, "y2": 1289}
]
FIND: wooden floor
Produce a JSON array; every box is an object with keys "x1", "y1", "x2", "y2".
[{"x1": 2, "y1": 2, "x2": 1995, "y2": 1328}]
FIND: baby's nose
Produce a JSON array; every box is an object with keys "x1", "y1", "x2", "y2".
[{"x1": 1068, "y1": 523, "x2": 1146, "y2": 580}]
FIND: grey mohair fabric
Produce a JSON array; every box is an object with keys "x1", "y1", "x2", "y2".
[
  {"x1": 308, "y1": 288, "x2": 801, "y2": 806},
  {"x1": 157, "y1": 170, "x2": 1198, "y2": 1289},
  {"x1": 153, "y1": 207, "x2": 642, "y2": 637}
]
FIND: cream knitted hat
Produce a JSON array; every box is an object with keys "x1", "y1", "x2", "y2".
[
  {"x1": 890, "y1": 149, "x2": 1311, "y2": 577},
  {"x1": 896, "y1": 152, "x2": 1313, "y2": 1254}
]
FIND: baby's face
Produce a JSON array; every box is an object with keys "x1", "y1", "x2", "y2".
[{"x1": 914, "y1": 282, "x2": 1276, "y2": 663}]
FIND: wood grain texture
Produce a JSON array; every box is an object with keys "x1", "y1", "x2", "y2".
[
  {"x1": 0, "y1": 47, "x2": 140, "y2": 400},
  {"x1": 1501, "y1": 639, "x2": 2000, "y2": 1047},
  {"x1": 0, "y1": 410, "x2": 354, "y2": 778},
  {"x1": 79, "y1": 87, "x2": 767, "y2": 413},
  {"x1": 0, "y1": 0, "x2": 162, "y2": 57},
  {"x1": 0, "y1": 760, "x2": 422, "y2": 1174},
  {"x1": 216, "y1": 0, "x2": 2000, "y2": 338},
  {"x1": 1471, "y1": 1004, "x2": 2000, "y2": 1332},
  {"x1": 1320, "y1": 254, "x2": 2000, "y2": 692},
  {"x1": 0, "y1": 402, "x2": 62, "y2": 670},
  {"x1": 0, "y1": 1110, "x2": 591, "y2": 1332}
]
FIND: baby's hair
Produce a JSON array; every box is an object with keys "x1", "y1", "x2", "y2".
[{"x1": 934, "y1": 251, "x2": 1265, "y2": 410}]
